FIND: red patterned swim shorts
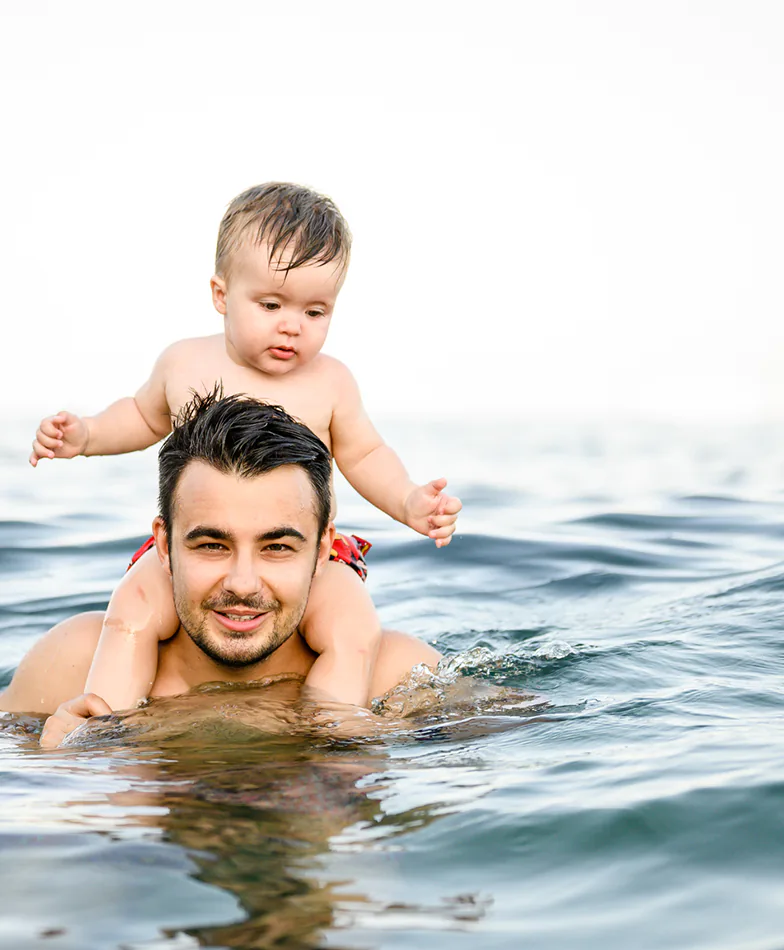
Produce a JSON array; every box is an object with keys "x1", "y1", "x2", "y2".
[{"x1": 329, "y1": 532, "x2": 371, "y2": 582}]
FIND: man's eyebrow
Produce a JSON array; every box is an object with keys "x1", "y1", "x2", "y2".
[
  {"x1": 259, "y1": 527, "x2": 307, "y2": 544},
  {"x1": 183, "y1": 526, "x2": 308, "y2": 544},
  {"x1": 184, "y1": 526, "x2": 232, "y2": 543}
]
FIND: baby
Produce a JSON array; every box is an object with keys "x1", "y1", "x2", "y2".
[{"x1": 30, "y1": 183, "x2": 461, "y2": 712}]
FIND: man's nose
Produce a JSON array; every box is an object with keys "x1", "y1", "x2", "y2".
[{"x1": 222, "y1": 553, "x2": 263, "y2": 598}]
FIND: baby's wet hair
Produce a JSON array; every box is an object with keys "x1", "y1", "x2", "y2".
[{"x1": 215, "y1": 182, "x2": 352, "y2": 280}]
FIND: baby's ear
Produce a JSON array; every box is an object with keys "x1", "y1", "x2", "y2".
[
  {"x1": 210, "y1": 275, "x2": 228, "y2": 315},
  {"x1": 151, "y1": 517, "x2": 172, "y2": 575}
]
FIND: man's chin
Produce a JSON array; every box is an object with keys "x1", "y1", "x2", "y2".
[
  {"x1": 194, "y1": 636, "x2": 275, "y2": 668},
  {"x1": 188, "y1": 618, "x2": 288, "y2": 669}
]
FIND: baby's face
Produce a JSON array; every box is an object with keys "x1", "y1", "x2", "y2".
[{"x1": 213, "y1": 242, "x2": 344, "y2": 376}]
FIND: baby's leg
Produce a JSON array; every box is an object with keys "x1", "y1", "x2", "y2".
[
  {"x1": 85, "y1": 547, "x2": 178, "y2": 710},
  {"x1": 300, "y1": 559, "x2": 382, "y2": 707}
]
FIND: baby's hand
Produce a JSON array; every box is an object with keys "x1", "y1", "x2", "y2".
[
  {"x1": 29, "y1": 411, "x2": 89, "y2": 467},
  {"x1": 404, "y1": 478, "x2": 462, "y2": 547},
  {"x1": 40, "y1": 693, "x2": 112, "y2": 750}
]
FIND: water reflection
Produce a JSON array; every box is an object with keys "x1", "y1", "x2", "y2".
[
  {"x1": 146, "y1": 724, "x2": 388, "y2": 945},
  {"x1": 1, "y1": 680, "x2": 430, "y2": 948},
  {"x1": 0, "y1": 667, "x2": 544, "y2": 948}
]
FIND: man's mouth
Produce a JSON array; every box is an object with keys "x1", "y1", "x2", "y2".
[{"x1": 212, "y1": 608, "x2": 269, "y2": 634}]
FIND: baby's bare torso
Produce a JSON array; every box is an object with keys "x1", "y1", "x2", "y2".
[{"x1": 161, "y1": 335, "x2": 338, "y2": 451}]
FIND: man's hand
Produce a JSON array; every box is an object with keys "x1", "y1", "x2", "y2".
[
  {"x1": 39, "y1": 693, "x2": 112, "y2": 749},
  {"x1": 403, "y1": 478, "x2": 462, "y2": 547},
  {"x1": 30, "y1": 411, "x2": 89, "y2": 466}
]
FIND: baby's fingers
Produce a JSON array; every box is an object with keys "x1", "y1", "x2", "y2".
[
  {"x1": 40, "y1": 693, "x2": 111, "y2": 749},
  {"x1": 36, "y1": 428, "x2": 63, "y2": 449},
  {"x1": 40, "y1": 712, "x2": 75, "y2": 749},
  {"x1": 428, "y1": 512, "x2": 458, "y2": 529},
  {"x1": 438, "y1": 495, "x2": 462, "y2": 516},
  {"x1": 428, "y1": 522, "x2": 457, "y2": 546},
  {"x1": 30, "y1": 438, "x2": 58, "y2": 466},
  {"x1": 39, "y1": 416, "x2": 66, "y2": 437}
]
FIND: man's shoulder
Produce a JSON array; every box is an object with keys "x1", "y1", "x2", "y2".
[
  {"x1": 0, "y1": 613, "x2": 103, "y2": 715},
  {"x1": 370, "y1": 631, "x2": 442, "y2": 700}
]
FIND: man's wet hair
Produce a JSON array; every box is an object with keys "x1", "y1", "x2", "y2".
[
  {"x1": 215, "y1": 182, "x2": 352, "y2": 280},
  {"x1": 158, "y1": 388, "x2": 332, "y2": 539}
]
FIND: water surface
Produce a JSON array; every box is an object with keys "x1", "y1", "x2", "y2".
[{"x1": 1, "y1": 418, "x2": 783, "y2": 949}]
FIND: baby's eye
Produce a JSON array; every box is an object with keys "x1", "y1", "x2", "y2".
[
  {"x1": 260, "y1": 301, "x2": 280, "y2": 311},
  {"x1": 305, "y1": 309, "x2": 326, "y2": 319}
]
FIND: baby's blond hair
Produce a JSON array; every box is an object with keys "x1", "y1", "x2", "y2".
[{"x1": 215, "y1": 182, "x2": 352, "y2": 280}]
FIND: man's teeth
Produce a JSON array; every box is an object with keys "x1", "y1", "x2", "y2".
[{"x1": 222, "y1": 612, "x2": 261, "y2": 620}]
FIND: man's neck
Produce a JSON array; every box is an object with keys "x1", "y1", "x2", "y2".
[{"x1": 151, "y1": 627, "x2": 317, "y2": 699}]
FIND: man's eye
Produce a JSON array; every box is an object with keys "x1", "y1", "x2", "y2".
[
  {"x1": 198, "y1": 542, "x2": 226, "y2": 551},
  {"x1": 265, "y1": 543, "x2": 292, "y2": 553}
]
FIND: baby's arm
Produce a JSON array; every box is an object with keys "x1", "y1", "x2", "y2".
[
  {"x1": 87, "y1": 546, "x2": 383, "y2": 711},
  {"x1": 29, "y1": 347, "x2": 174, "y2": 465},
  {"x1": 84, "y1": 548, "x2": 178, "y2": 710},
  {"x1": 330, "y1": 364, "x2": 462, "y2": 546},
  {"x1": 301, "y1": 559, "x2": 382, "y2": 706}
]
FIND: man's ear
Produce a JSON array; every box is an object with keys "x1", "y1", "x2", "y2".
[
  {"x1": 210, "y1": 275, "x2": 228, "y2": 315},
  {"x1": 315, "y1": 523, "x2": 336, "y2": 576},
  {"x1": 152, "y1": 516, "x2": 172, "y2": 576}
]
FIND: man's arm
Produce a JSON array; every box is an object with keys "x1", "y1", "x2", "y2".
[
  {"x1": 0, "y1": 612, "x2": 103, "y2": 714},
  {"x1": 329, "y1": 363, "x2": 462, "y2": 545}
]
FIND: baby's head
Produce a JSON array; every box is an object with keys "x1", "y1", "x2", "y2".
[
  {"x1": 212, "y1": 183, "x2": 352, "y2": 376},
  {"x1": 215, "y1": 182, "x2": 352, "y2": 281}
]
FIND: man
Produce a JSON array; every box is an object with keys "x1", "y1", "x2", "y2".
[{"x1": 0, "y1": 392, "x2": 441, "y2": 745}]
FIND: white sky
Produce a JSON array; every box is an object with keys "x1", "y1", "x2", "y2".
[{"x1": 1, "y1": 0, "x2": 783, "y2": 423}]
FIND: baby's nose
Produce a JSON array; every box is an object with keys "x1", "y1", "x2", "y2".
[{"x1": 277, "y1": 309, "x2": 302, "y2": 334}]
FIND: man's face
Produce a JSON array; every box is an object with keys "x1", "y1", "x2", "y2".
[
  {"x1": 211, "y1": 242, "x2": 345, "y2": 377},
  {"x1": 156, "y1": 461, "x2": 328, "y2": 668}
]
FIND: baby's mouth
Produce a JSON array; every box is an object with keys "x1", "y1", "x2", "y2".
[{"x1": 270, "y1": 345, "x2": 297, "y2": 359}]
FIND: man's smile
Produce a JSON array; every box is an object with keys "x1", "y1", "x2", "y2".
[
  {"x1": 204, "y1": 596, "x2": 279, "y2": 635},
  {"x1": 212, "y1": 609, "x2": 270, "y2": 633}
]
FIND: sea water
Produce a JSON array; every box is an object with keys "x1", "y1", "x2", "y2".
[{"x1": 1, "y1": 417, "x2": 783, "y2": 950}]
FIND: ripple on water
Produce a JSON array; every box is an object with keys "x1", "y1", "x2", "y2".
[{"x1": 2, "y1": 421, "x2": 784, "y2": 948}]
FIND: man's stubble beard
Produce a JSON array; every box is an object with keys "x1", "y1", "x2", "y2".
[{"x1": 169, "y1": 546, "x2": 317, "y2": 669}]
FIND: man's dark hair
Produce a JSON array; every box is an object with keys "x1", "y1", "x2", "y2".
[
  {"x1": 158, "y1": 389, "x2": 332, "y2": 539},
  {"x1": 215, "y1": 182, "x2": 352, "y2": 279}
]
